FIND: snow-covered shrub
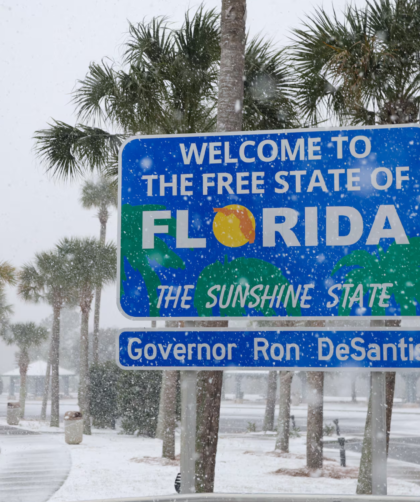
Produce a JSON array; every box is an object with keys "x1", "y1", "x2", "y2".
[
  {"x1": 90, "y1": 362, "x2": 121, "y2": 429},
  {"x1": 117, "y1": 370, "x2": 162, "y2": 437}
]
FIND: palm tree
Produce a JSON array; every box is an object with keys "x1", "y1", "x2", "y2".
[
  {"x1": 275, "y1": 371, "x2": 294, "y2": 452},
  {"x1": 161, "y1": 370, "x2": 179, "y2": 459},
  {"x1": 0, "y1": 261, "x2": 15, "y2": 337},
  {"x1": 290, "y1": 0, "x2": 420, "y2": 487},
  {"x1": 0, "y1": 289, "x2": 12, "y2": 338},
  {"x1": 195, "y1": 0, "x2": 246, "y2": 494},
  {"x1": 80, "y1": 178, "x2": 117, "y2": 364},
  {"x1": 33, "y1": 4, "x2": 298, "y2": 483},
  {"x1": 57, "y1": 237, "x2": 116, "y2": 435},
  {"x1": 306, "y1": 371, "x2": 324, "y2": 469},
  {"x1": 263, "y1": 371, "x2": 278, "y2": 432},
  {"x1": 290, "y1": 0, "x2": 420, "y2": 126},
  {"x1": 19, "y1": 250, "x2": 74, "y2": 426},
  {"x1": 34, "y1": 8, "x2": 297, "y2": 182},
  {"x1": 2, "y1": 323, "x2": 48, "y2": 418},
  {"x1": 0, "y1": 261, "x2": 16, "y2": 287}
]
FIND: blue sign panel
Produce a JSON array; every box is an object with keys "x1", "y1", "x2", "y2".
[
  {"x1": 119, "y1": 125, "x2": 420, "y2": 320},
  {"x1": 117, "y1": 330, "x2": 420, "y2": 370}
]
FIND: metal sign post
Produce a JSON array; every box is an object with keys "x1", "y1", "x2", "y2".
[
  {"x1": 180, "y1": 371, "x2": 197, "y2": 494},
  {"x1": 371, "y1": 372, "x2": 387, "y2": 495}
]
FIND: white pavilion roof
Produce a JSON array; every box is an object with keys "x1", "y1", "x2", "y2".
[{"x1": 2, "y1": 360, "x2": 75, "y2": 377}]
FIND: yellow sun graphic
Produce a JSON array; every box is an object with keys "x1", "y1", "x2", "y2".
[{"x1": 213, "y1": 204, "x2": 256, "y2": 247}]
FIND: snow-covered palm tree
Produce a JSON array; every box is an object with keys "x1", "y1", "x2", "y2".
[
  {"x1": 57, "y1": 237, "x2": 116, "y2": 435},
  {"x1": 19, "y1": 250, "x2": 75, "y2": 426},
  {"x1": 34, "y1": 7, "x2": 298, "y2": 181},
  {"x1": 80, "y1": 178, "x2": 117, "y2": 364},
  {"x1": 2, "y1": 323, "x2": 48, "y2": 418}
]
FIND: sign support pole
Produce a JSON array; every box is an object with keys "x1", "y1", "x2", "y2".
[
  {"x1": 371, "y1": 371, "x2": 387, "y2": 495},
  {"x1": 180, "y1": 370, "x2": 197, "y2": 494}
]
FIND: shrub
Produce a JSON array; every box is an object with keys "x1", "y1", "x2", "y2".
[
  {"x1": 90, "y1": 362, "x2": 121, "y2": 429},
  {"x1": 323, "y1": 423, "x2": 335, "y2": 437},
  {"x1": 289, "y1": 427, "x2": 301, "y2": 438},
  {"x1": 247, "y1": 421, "x2": 257, "y2": 433},
  {"x1": 117, "y1": 370, "x2": 162, "y2": 437}
]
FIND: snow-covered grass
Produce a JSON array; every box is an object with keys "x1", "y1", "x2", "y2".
[{"x1": 45, "y1": 431, "x2": 420, "y2": 501}]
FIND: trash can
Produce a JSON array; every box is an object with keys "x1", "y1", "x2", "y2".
[
  {"x1": 7, "y1": 402, "x2": 20, "y2": 425},
  {"x1": 64, "y1": 411, "x2": 83, "y2": 445}
]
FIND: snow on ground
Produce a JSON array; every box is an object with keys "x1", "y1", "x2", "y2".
[{"x1": 45, "y1": 431, "x2": 420, "y2": 501}]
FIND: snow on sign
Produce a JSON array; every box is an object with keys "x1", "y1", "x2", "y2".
[
  {"x1": 117, "y1": 329, "x2": 420, "y2": 370},
  {"x1": 118, "y1": 125, "x2": 420, "y2": 320}
]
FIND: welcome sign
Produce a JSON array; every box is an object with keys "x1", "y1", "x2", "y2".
[{"x1": 118, "y1": 125, "x2": 420, "y2": 320}]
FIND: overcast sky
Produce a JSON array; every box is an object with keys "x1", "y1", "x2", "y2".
[{"x1": 0, "y1": 0, "x2": 366, "y2": 366}]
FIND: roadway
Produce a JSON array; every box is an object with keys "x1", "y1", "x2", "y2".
[{"x1": 1, "y1": 395, "x2": 419, "y2": 466}]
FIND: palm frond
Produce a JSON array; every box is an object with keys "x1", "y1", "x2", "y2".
[
  {"x1": 34, "y1": 121, "x2": 125, "y2": 180},
  {"x1": 73, "y1": 60, "x2": 120, "y2": 125},
  {"x1": 175, "y1": 6, "x2": 220, "y2": 70},
  {"x1": 243, "y1": 37, "x2": 299, "y2": 130},
  {"x1": 18, "y1": 265, "x2": 44, "y2": 303},
  {"x1": 289, "y1": 0, "x2": 420, "y2": 126},
  {"x1": 125, "y1": 17, "x2": 174, "y2": 66},
  {"x1": 0, "y1": 262, "x2": 16, "y2": 286},
  {"x1": 80, "y1": 177, "x2": 117, "y2": 210},
  {"x1": 57, "y1": 237, "x2": 117, "y2": 293},
  {"x1": 6, "y1": 323, "x2": 48, "y2": 349}
]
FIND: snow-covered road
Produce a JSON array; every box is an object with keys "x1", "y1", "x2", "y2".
[{"x1": 0, "y1": 425, "x2": 71, "y2": 502}]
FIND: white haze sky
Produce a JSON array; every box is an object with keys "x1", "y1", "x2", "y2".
[{"x1": 0, "y1": 0, "x2": 366, "y2": 363}]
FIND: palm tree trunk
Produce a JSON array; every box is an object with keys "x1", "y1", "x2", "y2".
[
  {"x1": 50, "y1": 305, "x2": 61, "y2": 427},
  {"x1": 92, "y1": 216, "x2": 107, "y2": 365},
  {"x1": 357, "y1": 377, "x2": 373, "y2": 494},
  {"x1": 159, "y1": 321, "x2": 180, "y2": 443},
  {"x1": 41, "y1": 335, "x2": 53, "y2": 421},
  {"x1": 383, "y1": 320, "x2": 398, "y2": 455},
  {"x1": 195, "y1": 370, "x2": 224, "y2": 493},
  {"x1": 79, "y1": 308, "x2": 91, "y2": 435},
  {"x1": 19, "y1": 349, "x2": 30, "y2": 419},
  {"x1": 357, "y1": 320, "x2": 397, "y2": 492},
  {"x1": 216, "y1": 0, "x2": 246, "y2": 132},
  {"x1": 92, "y1": 287, "x2": 101, "y2": 365},
  {"x1": 386, "y1": 371, "x2": 395, "y2": 455},
  {"x1": 156, "y1": 376, "x2": 166, "y2": 440},
  {"x1": 263, "y1": 371, "x2": 277, "y2": 431},
  {"x1": 194, "y1": 0, "x2": 247, "y2": 493},
  {"x1": 276, "y1": 371, "x2": 293, "y2": 452},
  {"x1": 351, "y1": 374, "x2": 357, "y2": 403},
  {"x1": 306, "y1": 371, "x2": 324, "y2": 470},
  {"x1": 162, "y1": 370, "x2": 179, "y2": 459},
  {"x1": 299, "y1": 372, "x2": 307, "y2": 403}
]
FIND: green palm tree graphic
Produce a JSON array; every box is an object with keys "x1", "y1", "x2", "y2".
[
  {"x1": 331, "y1": 237, "x2": 420, "y2": 316},
  {"x1": 120, "y1": 204, "x2": 185, "y2": 317},
  {"x1": 194, "y1": 256, "x2": 302, "y2": 317}
]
